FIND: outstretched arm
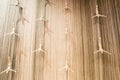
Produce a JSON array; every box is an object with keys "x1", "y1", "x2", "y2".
[
  {"x1": 94, "y1": 50, "x2": 100, "y2": 54},
  {"x1": 99, "y1": 14, "x2": 107, "y2": 17},
  {"x1": 103, "y1": 50, "x2": 111, "y2": 55},
  {"x1": 41, "y1": 49, "x2": 47, "y2": 53},
  {"x1": 0, "y1": 69, "x2": 8, "y2": 75},
  {"x1": 33, "y1": 49, "x2": 40, "y2": 53},
  {"x1": 58, "y1": 66, "x2": 66, "y2": 71},
  {"x1": 9, "y1": 69, "x2": 16, "y2": 72}
]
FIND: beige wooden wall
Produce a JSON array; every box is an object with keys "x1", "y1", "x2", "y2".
[{"x1": 0, "y1": 0, "x2": 120, "y2": 80}]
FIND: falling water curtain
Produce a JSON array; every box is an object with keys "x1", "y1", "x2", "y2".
[
  {"x1": 0, "y1": 0, "x2": 36, "y2": 80},
  {"x1": 0, "y1": 0, "x2": 120, "y2": 80}
]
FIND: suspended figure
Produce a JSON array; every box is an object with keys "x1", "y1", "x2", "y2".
[
  {"x1": 11, "y1": 0, "x2": 29, "y2": 25},
  {"x1": 92, "y1": 5, "x2": 106, "y2": 18},
  {"x1": 0, "y1": 56, "x2": 16, "y2": 75},
  {"x1": 59, "y1": 60, "x2": 73, "y2": 72},
  {"x1": 4, "y1": 27, "x2": 19, "y2": 37},
  {"x1": 33, "y1": 43, "x2": 47, "y2": 54},
  {"x1": 94, "y1": 37, "x2": 111, "y2": 54}
]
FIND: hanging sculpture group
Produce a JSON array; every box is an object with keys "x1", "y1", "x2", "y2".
[
  {"x1": 0, "y1": 0, "x2": 112, "y2": 79},
  {"x1": 0, "y1": 0, "x2": 28, "y2": 75},
  {"x1": 33, "y1": 0, "x2": 53, "y2": 70},
  {"x1": 92, "y1": 5, "x2": 111, "y2": 54},
  {"x1": 59, "y1": 0, "x2": 74, "y2": 80},
  {"x1": 92, "y1": 1, "x2": 111, "y2": 80}
]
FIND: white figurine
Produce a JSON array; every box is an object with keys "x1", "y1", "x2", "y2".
[
  {"x1": 4, "y1": 27, "x2": 19, "y2": 37},
  {"x1": 94, "y1": 37, "x2": 111, "y2": 54},
  {"x1": 0, "y1": 56, "x2": 16, "y2": 75},
  {"x1": 92, "y1": 5, "x2": 106, "y2": 18},
  {"x1": 11, "y1": 0, "x2": 29, "y2": 25},
  {"x1": 33, "y1": 43, "x2": 47, "y2": 53},
  {"x1": 59, "y1": 60, "x2": 74, "y2": 72},
  {"x1": 64, "y1": 0, "x2": 71, "y2": 13}
]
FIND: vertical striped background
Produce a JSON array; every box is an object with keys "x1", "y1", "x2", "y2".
[{"x1": 0, "y1": 0, "x2": 119, "y2": 80}]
